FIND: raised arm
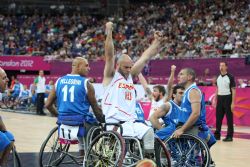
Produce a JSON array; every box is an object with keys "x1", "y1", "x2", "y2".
[
  {"x1": 166, "y1": 65, "x2": 176, "y2": 101},
  {"x1": 150, "y1": 103, "x2": 170, "y2": 130},
  {"x1": 138, "y1": 73, "x2": 153, "y2": 100},
  {"x1": 87, "y1": 82, "x2": 105, "y2": 123},
  {"x1": 103, "y1": 22, "x2": 115, "y2": 86},
  {"x1": 131, "y1": 31, "x2": 163, "y2": 77}
]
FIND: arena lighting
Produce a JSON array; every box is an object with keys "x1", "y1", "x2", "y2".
[
  {"x1": 50, "y1": 5, "x2": 56, "y2": 9},
  {"x1": 59, "y1": 5, "x2": 65, "y2": 10}
]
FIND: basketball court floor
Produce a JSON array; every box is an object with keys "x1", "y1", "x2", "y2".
[{"x1": 1, "y1": 110, "x2": 250, "y2": 167}]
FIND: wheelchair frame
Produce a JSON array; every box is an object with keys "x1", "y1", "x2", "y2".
[
  {"x1": 39, "y1": 125, "x2": 101, "y2": 167},
  {"x1": 7, "y1": 146, "x2": 21, "y2": 167},
  {"x1": 162, "y1": 133, "x2": 211, "y2": 167},
  {"x1": 84, "y1": 123, "x2": 171, "y2": 167}
]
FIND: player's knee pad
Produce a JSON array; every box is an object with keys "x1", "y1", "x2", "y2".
[{"x1": 143, "y1": 128, "x2": 154, "y2": 153}]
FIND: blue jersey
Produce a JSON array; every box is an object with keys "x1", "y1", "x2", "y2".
[
  {"x1": 179, "y1": 83, "x2": 206, "y2": 126},
  {"x1": 162, "y1": 100, "x2": 180, "y2": 126},
  {"x1": 55, "y1": 74, "x2": 90, "y2": 116},
  {"x1": 156, "y1": 100, "x2": 180, "y2": 140}
]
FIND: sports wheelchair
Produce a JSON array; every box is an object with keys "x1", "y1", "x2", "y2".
[
  {"x1": 160, "y1": 133, "x2": 211, "y2": 167},
  {"x1": 7, "y1": 146, "x2": 22, "y2": 167},
  {"x1": 84, "y1": 123, "x2": 171, "y2": 167},
  {"x1": 39, "y1": 117, "x2": 102, "y2": 167}
]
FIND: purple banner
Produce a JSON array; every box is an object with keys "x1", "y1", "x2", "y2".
[{"x1": 0, "y1": 56, "x2": 51, "y2": 71}]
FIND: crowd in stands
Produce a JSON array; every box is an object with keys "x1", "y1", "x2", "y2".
[{"x1": 1, "y1": 0, "x2": 250, "y2": 61}]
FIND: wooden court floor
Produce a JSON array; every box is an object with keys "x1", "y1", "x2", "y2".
[{"x1": 1, "y1": 110, "x2": 250, "y2": 167}]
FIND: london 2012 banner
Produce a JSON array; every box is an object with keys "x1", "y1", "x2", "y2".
[{"x1": 0, "y1": 56, "x2": 51, "y2": 71}]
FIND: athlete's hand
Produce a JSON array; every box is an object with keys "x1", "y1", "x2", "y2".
[
  {"x1": 154, "y1": 31, "x2": 163, "y2": 41},
  {"x1": 105, "y1": 22, "x2": 113, "y2": 33},
  {"x1": 172, "y1": 128, "x2": 184, "y2": 138},
  {"x1": 171, "y1": 65, "x2": 176, "y2": 72}
]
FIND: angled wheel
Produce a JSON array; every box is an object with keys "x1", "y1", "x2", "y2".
[
  {"x1": 164, "y1": 133, "x2": 211, "y2": 167},
  {"x1": 84, "y1": 131, "x2": 125, "y2": 167},
  {"x1": 39, "y1": 126, "x2": 70, "y2": 167},
  {"x1": 85, "y1": 126, "x2": 101, "y2": 149},
  {"x1": 155, "y1": 137, "x2": 171, "y2": 167},
  {"x1": 7, "y1": 146, "x2": 21, "y2": 167}
]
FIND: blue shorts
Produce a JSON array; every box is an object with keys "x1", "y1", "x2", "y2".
[
  {"x1": 156, "y1": 124, "x2": 176, "y2": 140},
  {"x1": 0, "y1": 131, "x2": 13, "y2": 151},
  {"x1": 198, "y1": 128, "x2": 216, "y2": 148}
]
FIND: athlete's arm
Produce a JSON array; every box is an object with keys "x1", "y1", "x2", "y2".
[
  {"x1": 150, "y1": 103, "x2": 170, "y2": 130},
  {"x1": 138, "y1": 73, "x2": 153, "y2": 100},
  {"x1": 45, "y1": 86, "x2": 58, "y2": 117},
  {"x1": 103, "y1": 22, "x2": 115, "y2": 87},
  {"x1": 87, "y1": 82, "x2": 105, "y2": 123},
  {"x1": 166, "y1": 65, "x2": 176, "y2": 101},
  {"x1": 173, "y1": 89, "x2": 201, "y2": 138},
  {"x1": 131, "y1": 31, "x2": 164, "y2": 77}
]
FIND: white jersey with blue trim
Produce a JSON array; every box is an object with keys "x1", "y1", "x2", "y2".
[{"x1": 102, "y1": 71, "x2": 137, "y2": 123}]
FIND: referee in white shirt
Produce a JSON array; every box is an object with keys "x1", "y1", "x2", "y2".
[{"x1": 214, "y1": 61, "x2": 236, "y2": 142}]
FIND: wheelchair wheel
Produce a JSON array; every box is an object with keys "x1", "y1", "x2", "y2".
[
  {"x1": 39, "y1": 126, "x2": 70, "y2": 167},
  {"x1": 84, "y1": 131, "x2": 125, "y2": 167},
  {"x1": 7, "y1": 146, "x2": 21, "y2": 167},
  {"x1": 155, "y1": 137, "x2": 171, "y2": 167},
  {"x1": 164, "y1": 133, "x2": 211, "y2": 167},
  {"x1": 85, "y1": 126, "x2": 101, "y2": 149}
]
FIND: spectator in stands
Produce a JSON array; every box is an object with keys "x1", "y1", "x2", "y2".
[
  {"x1": 34, "y1": 70, "x2": 46, "y2": 115},
  {"x1": 1, "y1": 0, "x2": 250, "y2": 59},
  {"x1": 237, "y1": 79, "x2": 247, "y2": 88},
  {"x1": 246, "y1": 80, "x2": 250, "y2": 87},
  {"x1": 214, "y1": 62, "x2": 236, "y2": 142}
]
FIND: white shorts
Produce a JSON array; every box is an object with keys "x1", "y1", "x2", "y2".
[{"x1": 106, "y1": 121, "x2": 151, "y2": 139}]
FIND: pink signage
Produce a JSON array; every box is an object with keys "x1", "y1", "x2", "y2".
[{"x1": 0, "y1": 56, "x2": 51, "y2": 71}]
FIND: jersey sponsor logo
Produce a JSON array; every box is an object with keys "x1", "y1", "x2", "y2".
[{"x1": 118, "y1": 83, "x2": 134, "y2": 90}]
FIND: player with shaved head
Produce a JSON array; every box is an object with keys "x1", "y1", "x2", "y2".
[{"x1": 101, "y1": 22, "x2": 164, "y2": 156}]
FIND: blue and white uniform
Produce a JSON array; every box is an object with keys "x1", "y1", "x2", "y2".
[
  {"x1": 179, "y1": 83, "x2": 216, "y2": 147},
  {"x1": 156, "y1": 100, "x2": 181, "y2": 140},
  {"x1": 179, "y1": 83, "x2": 206, "y2": 126},
  {"x1": 55, "y1": 74, "x2": 97, "y2": 137}
]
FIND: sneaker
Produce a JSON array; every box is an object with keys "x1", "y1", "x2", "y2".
[{"x1": 222, "y1": 137, "x2": 233, "y2": 142}]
